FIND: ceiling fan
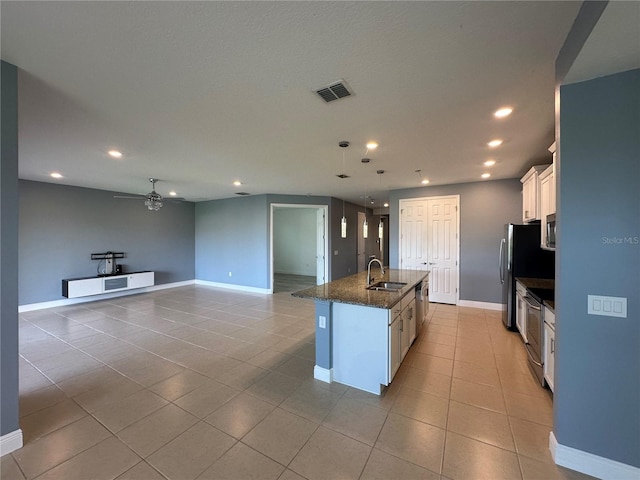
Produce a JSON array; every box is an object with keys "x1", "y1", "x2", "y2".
[{"x1": 114, "y1": 178, "x2": 184, "y2": 211}]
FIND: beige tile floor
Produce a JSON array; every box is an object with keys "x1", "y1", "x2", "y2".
[{"x1": 1, "y1": 285, "x2": 597, "y2": 480}]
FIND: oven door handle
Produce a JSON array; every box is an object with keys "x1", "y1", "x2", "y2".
[
  {"x1": 523, "y1": 296, "x2": 541, "y2": 311},
  {"x1": 524, "y1": 343, "x2": 543, "y2": 367}
]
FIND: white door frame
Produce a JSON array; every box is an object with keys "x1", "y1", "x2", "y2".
[
  {"x1": 269, "y1": 203, "x2": 329, "y2": 293},
  {"x1": 398, "y1": 195, "x2": 460, "y2": 304}
]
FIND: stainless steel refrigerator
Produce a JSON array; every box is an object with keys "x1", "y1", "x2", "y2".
[{"x1": 500, "y1": 224, "x2": 554, "y2": 329}]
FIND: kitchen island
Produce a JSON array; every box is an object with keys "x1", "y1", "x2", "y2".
[{"x1": 293, "y1": 269, "x2": 428, "y2": 394}]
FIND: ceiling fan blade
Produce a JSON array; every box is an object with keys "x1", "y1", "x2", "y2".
[{"x1": 114, "y1": 195, "x2": 145, "y2": 199}]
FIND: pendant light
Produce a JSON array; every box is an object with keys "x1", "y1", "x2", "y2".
[
  {"x1": 377, "y1": 170, "x2": 384, "y2": 239},
  {"x1": 362, "y1": 191, "x2": 368, "y2": 239},
  {"x1": 339, "y1": 141, "x2": 349, "y2": 238}
]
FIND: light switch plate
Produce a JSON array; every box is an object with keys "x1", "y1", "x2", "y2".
[
  {"x1": 588, "y1": 295, "x2": 627, "y2": 318},
  {"x1": 319, "y1": 315, "x2": 326, "y2": 328}
]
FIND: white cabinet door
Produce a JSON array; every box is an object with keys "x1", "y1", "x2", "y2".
[
  {"x1": 128, "y1": 271, "x2": 154, "y2": 289},
  {"x1": 544, "y1": 308, "x2": 555, "y2": 392},
  {"x1": 67, "y1": 277, "x2": 103, "y2": 298},
  {"x1": 522, "y1": 175, "x2": 537, "y2": 223},
  {"x1": 539, "y1": 165, "x2": 555, "y2": 248},
  {"x1": 515, "y1": 283, "x2": 527, "y2": 343},
  {"x1": 389, "y1": 308, "x2": 402, "y2": 381}
]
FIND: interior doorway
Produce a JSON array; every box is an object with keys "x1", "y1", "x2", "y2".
[{"x1": 270, "y1": 204, "x2": 329, "y2": 293}]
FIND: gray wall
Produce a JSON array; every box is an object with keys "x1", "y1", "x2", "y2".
[
  {"x1": 556, "y1": 69, "x2": 639, "y2": 467},
  {"x1": 19, "y1": 180, "x2": 196, "y2": 305},
  {"x1": 195, "y1": 195, "x2": 270, "y2": 289},
  {"x1": 389, "y1": 178, "x2": 524, "y2": 304},
  {"x1": 273, "y1": 208, "x2": 317, "y2": 276},
  {"x1": 1, "y1": 61, "x2": 20, "y2": 436},
  {"x1": 195, "y1": 194, "x2": 370, "y2": 289},
  {"x1": 330, "y1": 198, "x2": 376, "y2": 280}
]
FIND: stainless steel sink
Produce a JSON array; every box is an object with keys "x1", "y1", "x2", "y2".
[{"x1": 366, "y1": 281, "x2": 407, "y2": 292}]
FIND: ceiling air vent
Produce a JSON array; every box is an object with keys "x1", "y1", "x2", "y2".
[
  {"x1": 315, "y1": 80, "x2": 353, "y2": 103},
  {"x1": 235, "y1": 192, "x2": 251, "y2": 196}
]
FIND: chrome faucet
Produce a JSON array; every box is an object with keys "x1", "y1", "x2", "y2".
[{"x1": 367, "y1": 258, "x2": 385, "y2": 285}]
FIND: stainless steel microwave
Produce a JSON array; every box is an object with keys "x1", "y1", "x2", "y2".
[{"x1": 546, "y1": 213, "x2": 556, "y2": 250}]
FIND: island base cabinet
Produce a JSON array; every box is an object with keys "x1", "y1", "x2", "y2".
[
  {"x1": 389, "y1": 312, "x2": 401, "y2": 381},
  {"x1": 332, "y1": 303, "x2": 389, "y2": 395}
]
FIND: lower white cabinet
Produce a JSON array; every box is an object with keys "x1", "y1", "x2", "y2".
[
  {"x1": 543, "y1": 307, "x2": 556, "y2": 392},
  {"x1": 516, "y1": 281, "x2": 528, "y2": 342},
  {"x1": 389, "y1": 309, "x2": 402, "y2": 380},
  {"x1": 63, "y1": 271, "x2": 154, "y2": 298}
]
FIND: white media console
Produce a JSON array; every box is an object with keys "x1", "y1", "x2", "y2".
[{"x1": 62, "y1": 271, "x2": 154, "y2": 298}]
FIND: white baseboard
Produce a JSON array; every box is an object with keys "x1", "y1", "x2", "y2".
[
  {"x1": 0, "y1": 429, "x2": 23, "y2": 457},
  {"x1": 194, "y1": 279, "x2": 271, "y2": 295},
  {"x1": 314, "y1": 365, "x2": 333, "y2": 384},
  {"x1": 457, "y1": 300, "x2": 505, "y2": 311},
  {"x1": 550, "y1": 432, "x2": 640, "y2": 480},
  {"x1": 18, "y1": 280, "x2": 196, "y2": 312}
]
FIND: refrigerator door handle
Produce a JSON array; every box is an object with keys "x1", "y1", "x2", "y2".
[{"x1": 499, "y1": 238, "x2": 505, "y2": 284}]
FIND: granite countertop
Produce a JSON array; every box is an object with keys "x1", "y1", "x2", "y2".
[
  {"x1": 292, "y1": 269, "x2": 428, "y2": 310},
  {"x1": 515, "y1": 277, "x2": 555, "y2": 290}
]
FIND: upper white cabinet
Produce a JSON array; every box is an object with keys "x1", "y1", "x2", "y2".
[
  {"x1": 521, "y1": 165, "x2": 550, "y2": 223},
  {"x1": 539, "y1": 165, "x2": 555, "y2": 246},
  {"x1": 539, "y1": 143, "x2": 557, "y2": 248}
]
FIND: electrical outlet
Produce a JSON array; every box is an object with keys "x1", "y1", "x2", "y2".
[
  {"x1": 319, "y1": 315, "x2": 326, "y2": 329},
  {"x1": 228, "y1": 271, "x2": 232, "y2": 277},
  {"x1": 588, "y1": 295, "x2": 627, "y2": 318},
  {"x1": 334, "y1": 250, "x2": 339, "y2": 256}
]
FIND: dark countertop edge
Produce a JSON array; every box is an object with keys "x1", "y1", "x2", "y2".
[
  {"x1": 544, "y1": 300, "x2": 555, "y2": 311},
  {"x1": 515, "y1": 277, "x2": 555, "y2": 290},
  {"x1": 292, "y1": 269, "x2": 428, "y2": 310},
  {"x1": 62, "y1": 271, "x2": 152, "y2": 282}
]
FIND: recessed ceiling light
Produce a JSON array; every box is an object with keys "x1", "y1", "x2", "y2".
[
  {"x1": 484, "y1": 160, "x2": 496, "y2": 167},
  {"x1": 50, "y1": 172, "x2": 63, "y2": 179},
  {"x1": 481, "y1": 173, "x2": 491, "y2": 179},
  {"x1": 108, "y1": 150, "x2": 123, "y2": 158},
  {"x1": 169, "y1": 191, "x2": 177, "y2": 196},
  {"x1": 233, "y1": 180, "x2": 242, "y2": 187},
  {"x1": 487, "y1": 139, "x2": 503, "y2": 148},
  {"x1": 366, "y1": 142, "x2": 378, "y2": 150},
  {"x1": 421, "y1": 179, "x2": 429, "y2": 185},
  {"x1": 383, "y1": 202, "x2": 389, "y2": 208},
  {"x1": 494, "y1": 107, "x2": 513, "y2": 118}
]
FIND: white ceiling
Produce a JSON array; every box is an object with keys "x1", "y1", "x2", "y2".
[
  {"x1": 563, "y1": 1, "x2": 640, "y2": 85},
  {"x1": 0, "y1": 1, "x2": 613, "y2": 207}
]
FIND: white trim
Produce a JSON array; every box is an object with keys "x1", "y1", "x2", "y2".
[
  {"x1": 550, "y1": 432, "x2": 640, "y2": 480},
  {"x1": 194, "y1": 279, "x2": 271, "y2": 295},
  {"x1": 18, "y1": 280, "x2": 195, "y2": 312},
  {"x1": 314, "y1": 365, "x2": 333, "y2": 384},
  {"x1": 458, "y1": 300, "x2": 505, "y2": 311},
  {"x1": 0, "y1": 429, "x2": 23, "y2": 457}
]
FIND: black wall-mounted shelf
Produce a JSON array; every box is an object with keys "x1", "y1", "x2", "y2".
[{"x1": 91, "y1": 252, "x2": 125, "y2": 260}]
